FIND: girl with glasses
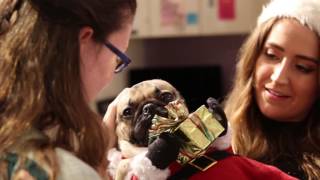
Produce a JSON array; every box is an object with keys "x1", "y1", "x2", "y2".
[{"x1": 0, "y1": 0, "x2": 136, "y2": 179}]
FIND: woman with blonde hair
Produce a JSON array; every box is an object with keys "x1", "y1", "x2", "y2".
[
  {"x1": 0, "y1": 0, "x2": 136, "y2": 179},
  {"x1": 224, "y1": 0, "x2": 320, "y2": 179}
]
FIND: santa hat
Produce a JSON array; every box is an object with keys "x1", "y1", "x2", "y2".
[{"x1": 257, "y1": 0, "x2": 320, "y2": 36}]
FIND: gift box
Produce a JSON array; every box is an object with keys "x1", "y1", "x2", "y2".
[{"x1": 149, "y1": 100, "x2": 225, "y2": 165}]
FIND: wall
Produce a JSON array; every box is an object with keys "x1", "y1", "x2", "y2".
[
  {"x1": 140, "y1": 34, "x2": 247, "y2": 94},
  {"x1": 94, "y1": 0, "x2": 270, "y2": 110},
  {"x1": 96, "y1": 34, "x2": 248, "y2": 106}
]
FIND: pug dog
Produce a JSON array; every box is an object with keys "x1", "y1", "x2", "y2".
[
  {"x1": 105, "y1": 79, "x2": 229, "y2": 180},
  {"x1": 105, "y1": 79, "x2": 183, "y2": 179},
  {"x1": 113, "y1": 79, "x2": 183, "y2": 156}
]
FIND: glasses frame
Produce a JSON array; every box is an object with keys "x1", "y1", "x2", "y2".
[{"x1": 104, "y1": 41, "x2": 132, "y2": 73}]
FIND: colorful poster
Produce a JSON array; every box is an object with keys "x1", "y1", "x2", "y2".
[{"x1": 218, "y1": 0, "x2": 235, "y2": 20}]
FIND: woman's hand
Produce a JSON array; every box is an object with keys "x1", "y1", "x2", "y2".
[{"x1": 206, "y1": 97, "x2": 228, "y2": 137}]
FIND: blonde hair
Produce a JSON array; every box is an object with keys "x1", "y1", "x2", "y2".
[{"x1": 224, "y1": 17, "x2": 320, "y2": 179}]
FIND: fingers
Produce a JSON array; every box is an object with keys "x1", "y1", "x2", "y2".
[
  {"x1": 206, "y1": 97, "x2": 219, "y2": 111},
  {"x1": 206, "y1": 97, "x2": 228, "y2": 136}
]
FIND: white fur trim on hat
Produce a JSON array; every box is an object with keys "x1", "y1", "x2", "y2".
[
  {"x1": 257, "y1": 0, "x2": 320, "y2": 35},
  {"x1": 107, "y1": 148, "x2": 170, "y2": 180},
  {"x1": 107, "y1": 148, "x2": 123, "y2": 179},
  {"x1": 129, "y1": 152, "x2": 170, "y2": 180}
]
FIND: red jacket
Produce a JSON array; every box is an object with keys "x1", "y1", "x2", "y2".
[
  {"x1": 129, "y1": 150, "x2": 297, "y2": 180},
  {"x1": 169, "y1": 155, "x2": 297, "y2": 180}
]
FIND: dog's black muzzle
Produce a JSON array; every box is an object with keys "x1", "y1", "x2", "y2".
[{"x1": 131, "y1": 102, "x2": 169, "y2": 146}]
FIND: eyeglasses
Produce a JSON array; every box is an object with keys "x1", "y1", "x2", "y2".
[{"x1": 104, "y1": 41, "x2": 132, "y2": 73}]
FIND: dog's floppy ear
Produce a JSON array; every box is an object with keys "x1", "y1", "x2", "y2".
[
  {"x1": 103, "y1": 88, "x2": 130, "y2": 150},
  {"x1": 103, "y1": 99, "x2": 118, "y2": 150}
]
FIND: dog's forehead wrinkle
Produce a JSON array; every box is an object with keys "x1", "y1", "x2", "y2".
[
  {"x1": 127, "y1": 98, "x2": 134, "y2": 106},
  {"x1": 154, "y1": 87, "x2": 161, "y2": 95}
]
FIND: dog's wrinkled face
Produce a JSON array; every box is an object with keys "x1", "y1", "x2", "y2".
[{"x1": 115, "y1": 79, "x2": 184, "y2": 147}]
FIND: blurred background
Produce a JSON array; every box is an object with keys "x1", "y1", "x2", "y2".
[{"x1": 94, "y1": 0, "x2": 268, "y2": 115}]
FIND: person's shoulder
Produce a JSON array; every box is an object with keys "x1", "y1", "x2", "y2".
[
  {"x1": 55, "y1": 148, "x2": 102, "y2": 180},
  {"x1": 229, "y1": 156, "x2": 298, "y2": 180}
]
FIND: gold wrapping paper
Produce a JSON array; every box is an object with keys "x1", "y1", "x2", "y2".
[
  {"x1": 149, "y1": 101, "x2": 225, "y2": 165},
  {"x1": 149, "y1": 100, "x2": 189, "y2": 143},
  {"x1": 175, "y1": 105, "x2": 225, "y2": 164}
]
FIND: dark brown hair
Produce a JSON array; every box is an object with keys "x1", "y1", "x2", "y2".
[{"x1": 0, "y1": 0, "x2": 136, "y2": 177}]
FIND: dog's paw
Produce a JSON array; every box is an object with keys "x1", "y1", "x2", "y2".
[
  {"x1": 146, "y1": 132, "x2": 181, "y2": 169},
  {"x1": 206, "y1": 97, "x2": 228, "y2": 136}
]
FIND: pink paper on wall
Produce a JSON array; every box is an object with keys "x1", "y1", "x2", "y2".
[
  {"x1": 218, "y1": 0, "x2": 235, "y2": 20},
  {"x1": 160, "y1": 0, "x2": 184, "y2": 26}
]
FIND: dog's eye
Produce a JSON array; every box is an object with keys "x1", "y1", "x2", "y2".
[
  {"x1": 160, "y1": 92, "x2": 175, "y2": 103},
  {"x1": 122, "y1": 107, "x2": 133, "y2": 117}
]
